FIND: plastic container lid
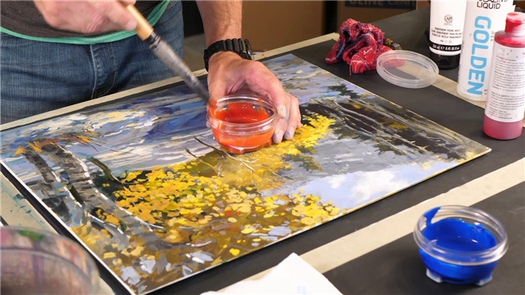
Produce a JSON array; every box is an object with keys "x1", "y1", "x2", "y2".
[{"x1": 376, "y1": 50, "x2": 439, "y2": 89}]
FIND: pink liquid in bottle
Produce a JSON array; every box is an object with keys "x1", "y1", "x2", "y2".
[{"x1": 483, "y1": 12, "x2": 525, "y2": 140}]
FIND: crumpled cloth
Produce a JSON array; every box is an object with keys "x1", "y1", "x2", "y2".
[
  {"x1": 201, "y1": 253, "x2": 342, "y2": 295},
  {"x1": 326, "y1": 18, "x2": 392, "y2": 75}
]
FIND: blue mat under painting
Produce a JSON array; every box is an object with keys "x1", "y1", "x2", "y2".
[{"x1": 0, "y1": 54, "x2": 490, "y2": 294}]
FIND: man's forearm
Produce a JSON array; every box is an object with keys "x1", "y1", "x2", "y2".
[{"x1": 196, "y1": 0, "x2": 242, "y2": 46}]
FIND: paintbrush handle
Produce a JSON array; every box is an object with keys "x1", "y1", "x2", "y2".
[
  {"x1": 125, "y1": 4, "x2": 210, "y2": 103},
  {"x1": 126, "y1": 5, "x2": 153, "y2": 40}
]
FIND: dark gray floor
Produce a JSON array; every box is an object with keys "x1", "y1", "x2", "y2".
[{"x1": 182, "y1": 34, "x2": 206, "y2": 71}]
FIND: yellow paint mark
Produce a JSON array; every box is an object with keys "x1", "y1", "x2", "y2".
[
  {"x1": 301, "y1": 217, "x2": 316, "y2": 226},
  {"x1": 229, "y1": 248, "x2": 240, "y2": 256},
  {"x1": 13, "y1": 146, "x2": 26, "y2": 157},
  {"x1": 112, "y1": 259, "x2": 122, "y2": 266},
  {"x1": 27, "y1": 142, "x2": 42, "y2": 152},
  {"x1": 124, "y1": 171, "x2": 143, "y2": 182},
  {"x1": 103, "y1": 252, "x2": 116, "y2": 259},
  {"x1": 330, "y1": 207, "x2": 340, "y2": 216},
  {"x1": 130, "y1": 246, "x2": 144, "y2": 256},
  {"x1": 241, "y1": 227, "x2": 256, "y2": 234}
]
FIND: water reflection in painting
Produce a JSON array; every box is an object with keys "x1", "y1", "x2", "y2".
[{"x1": 0, "y1": 54, "x2": 490, "y2": 294}]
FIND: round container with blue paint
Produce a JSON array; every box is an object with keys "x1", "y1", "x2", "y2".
[{"x1": 413, "y1": 205, "x2": 508, "y2": 286}]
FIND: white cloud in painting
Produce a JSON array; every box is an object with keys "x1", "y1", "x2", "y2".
[
  {"x1": 85, "y1": 111, "x2": 148, "y2": 131},
  {"x1": 7, "y1": 111, "x2": 149, "y2": 143},
  {"x1": 329, "y1": 175, "x2": 346, "y2": 189},
  {"x1": 350, "y1": 170, "x2": 408, "y2": 202},
  {"x1": 277, "y1": 163, "x2": 431, "y2": 210},
  {"x1": 31, "y1": 113, "x2": 88, "y2": 133}
]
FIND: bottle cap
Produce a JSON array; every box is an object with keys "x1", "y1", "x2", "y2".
[
  {"x1": 376, "y1": 50, "x2": 439, "y2": 89},
  {"x1": 505, "y1": 12, "x2": 525, "y2": 35},
  {"x1": 429, "y1": 52, "x2": 460, "y2": 70}
]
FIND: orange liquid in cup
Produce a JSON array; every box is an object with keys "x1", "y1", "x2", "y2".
[{"x1": 208, "y1": 96, "x2": 277, "y2": 154}]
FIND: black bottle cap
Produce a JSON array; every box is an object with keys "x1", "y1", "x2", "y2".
[{"x1": 430, "y1": 52, "x2": 460, "y2": 70}]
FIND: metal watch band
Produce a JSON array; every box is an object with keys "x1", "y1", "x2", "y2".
[{"x1": 203, "y1": 39, "x2": 253, "y2": 71}]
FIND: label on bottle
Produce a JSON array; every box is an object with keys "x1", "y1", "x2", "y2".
[
  {"x1": 485, "y1": 43, "x2": 525, "y2": 122},
  {"x1": 429, "y1": 0, "x2": 467, "y2": 56},
  {"x1": 456, "y1": 0, "x2": 515, "y2": 101}
]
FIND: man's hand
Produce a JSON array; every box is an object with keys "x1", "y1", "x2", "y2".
[
  {"x1": 34, "y1": 0, "x2": 137, "y2": 34},
  {"x1": 207, "y1": 52, "x2": 302, "y2": 144}
]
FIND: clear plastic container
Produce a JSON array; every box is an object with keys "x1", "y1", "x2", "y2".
[
  {"x1": 377, "y1": 50, "x2": 439, "y2": 89},
  {"x1": 207, "y1": 94, "x2": 279, "y2": 154},
  {"x1": 0, "y1": 226, "x2": 100, "y2": 294},
  {"x1": 413, "y1": 206, "x2": 508, "y2": 286}
]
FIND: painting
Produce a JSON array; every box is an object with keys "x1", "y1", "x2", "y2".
[{"x1": 0, "y1": 54, "x2": 490, "y2": 294}]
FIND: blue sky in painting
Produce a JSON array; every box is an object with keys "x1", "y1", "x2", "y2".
[{"x1": 1, "y1": 54, "x2": 482, "y2": 210}]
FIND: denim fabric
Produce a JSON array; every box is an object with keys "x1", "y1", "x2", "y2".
[{"x1": 1, "y1": 0, "x2": 183, "y2": 124}]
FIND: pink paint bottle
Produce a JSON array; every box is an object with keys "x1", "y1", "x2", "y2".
[{"x1": 483, "y1": 12, "x2": 525, "y2": 140}]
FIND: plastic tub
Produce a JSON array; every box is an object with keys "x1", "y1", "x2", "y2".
[
  {"x1": 376, "y1": 50, "x2": 439, "y2": 89},
  {"x1": 413, "y1": 206, "x2": 508, "y2": 286},
  {"x1": 207, "y1": 94, "x2": 279, "y2": 154},
  {"x1": 0, "y1": 227, "x2": 99, "y2": 294}
]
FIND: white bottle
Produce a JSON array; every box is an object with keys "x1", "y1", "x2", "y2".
[
  {"x1": 429, "y1": 0, "x2": 467, "y2": 70},
  {"x1": 456, "y1": 0, "x2": 515, "y2": 101}
]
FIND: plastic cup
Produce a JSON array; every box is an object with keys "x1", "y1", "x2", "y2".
[
  {"x1": 0, "y1": 227, "x2": 99, "y2": 294},
  {"x1": 207, "y1": 94, "x2": 279, "y2": 154},
  {"x1": 413, "y1": 205, "x2": 508, "y2": 286}
]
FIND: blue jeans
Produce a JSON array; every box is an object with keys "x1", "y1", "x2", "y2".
[{"x1": 1, "y1": 0, "x2": 183, "y2": 124}]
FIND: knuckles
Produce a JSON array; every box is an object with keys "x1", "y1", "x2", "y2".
[
  {"x1": 35, "y1": 1, "x2": 115, "y2": 33},
  {"x1": 83, "y1": 13, "x2": 108, "y2": 34},
  {"x1": 38, "y1": 3, "x2": 65, "y2": 28}
]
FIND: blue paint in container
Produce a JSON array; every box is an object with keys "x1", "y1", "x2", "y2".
[{"x1": 414, "y1": 206, "x2": 508, "y2": 286}]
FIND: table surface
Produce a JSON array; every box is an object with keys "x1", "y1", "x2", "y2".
[{"x1": 1, "y1": 7, "x2": 524, "y2": 295}]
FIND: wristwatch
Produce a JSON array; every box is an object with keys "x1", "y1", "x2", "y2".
[{"x1": 203, "y1": 39, "x2": 253, "y2": 71}]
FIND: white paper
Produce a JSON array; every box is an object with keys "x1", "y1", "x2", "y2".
[{"x1": 201, "y1": 253, "x2": 342, "y2": 295}]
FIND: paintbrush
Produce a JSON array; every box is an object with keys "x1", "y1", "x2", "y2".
[{"x1": 126, "y1": 5, "x2": 210, "y2": 103}]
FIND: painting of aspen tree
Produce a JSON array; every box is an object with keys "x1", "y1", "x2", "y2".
[{"x1": 0, "y1": 54, "x2": 490, "y2": 294}]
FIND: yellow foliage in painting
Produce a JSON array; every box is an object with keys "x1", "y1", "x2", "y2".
[
  {"x1": 86, "y1": 114, "x2": 341, "y2": 278},
  {"x1": 124, "y1": 171, "x2": 143, "y2": 182},
  {"x1": 104, "y1": 252, "x2": 117, "y2": 259},
  {"x1": 103, "y1": 214, "x2": 121, "y2": 227}
]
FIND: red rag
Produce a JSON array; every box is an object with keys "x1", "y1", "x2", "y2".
[{"x1": 326, "y1": 19, "x2": 392, "y2": 75}]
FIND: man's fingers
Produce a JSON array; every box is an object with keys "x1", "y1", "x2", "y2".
[
  {"x1": 284, "y1": 93, "x2": 300, "y2": 140},
  {"x1": 205, "y1": 56, "x2": 302, "y2": 145},
  {"x1": 96, "y1": 1, "x2": 137, "y2": 31},
  {"x1": 120, "y1": 0, "x2": 137, "y2": 6},
  {"x1": 244, "y1": 62, "x2": 290, "y2": 119},
  {"x1": 35, "y1": 0, "x2": 138, "y2": 34},
  {"x1": 273, "y1": 118, "x2": 288, "y2": 144}
]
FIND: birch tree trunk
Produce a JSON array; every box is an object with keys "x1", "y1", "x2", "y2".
[{"x1": 22, "y1": 145, "x2": 86, "y2": 227}]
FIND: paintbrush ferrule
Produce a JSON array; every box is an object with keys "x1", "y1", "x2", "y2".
[{"x1": 144, "y1": 31, "x2": 162, "y2": 50}]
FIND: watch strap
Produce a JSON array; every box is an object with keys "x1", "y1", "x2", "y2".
[{"x1": 203, "y1": 39, "x2": 253, "y2": 71}]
